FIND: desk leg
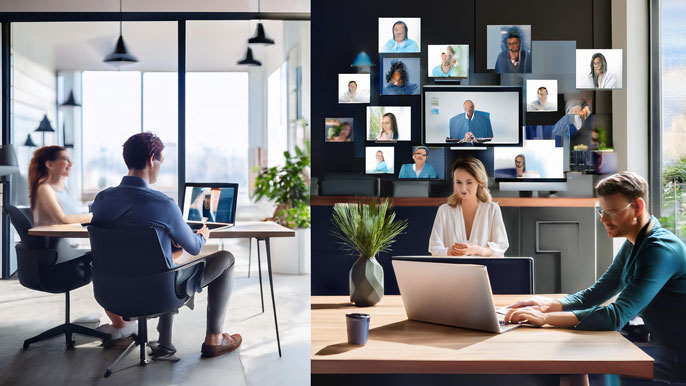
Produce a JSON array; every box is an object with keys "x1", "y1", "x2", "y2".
[
  {"x1": 248, "y1": 237, "x2": 252, "y2": 278},
  {"x1": 256, "y1": 239, "x2": 264, "y2": 313},
  {"x1": 263, "y1": 238, "x2": 282, "y2": 357}
]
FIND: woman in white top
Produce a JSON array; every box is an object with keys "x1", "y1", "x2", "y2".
[
  {"x1": 29, "y1": 146, "x2": 135, "y2": 339},
  {"x1": 428, "y1": 157, "x2": 509, "y2": 256},
  {"x1": 587, "y1": 52, "x2": 617, "y2": 89}
]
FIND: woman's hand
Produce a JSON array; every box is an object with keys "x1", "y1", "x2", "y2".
[{"x1": 449, "y1": 242, "x2": 484, "y2": 256}]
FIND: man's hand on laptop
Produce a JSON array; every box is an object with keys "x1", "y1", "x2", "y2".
[
  {"x1": 503, "y1": 307, "x2": 546, "y2": 327},
  {"x1": 507, "y1": 296, "x2": 562, "y2": 313},
  {"x1": 197, "y1": 225, "x2": 210, "y2": 241}
]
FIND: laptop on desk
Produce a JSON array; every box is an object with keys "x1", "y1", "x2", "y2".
[
  {"x1": 181, "y1": 183, "x2": 239, "y2": 231},
  {"x1": 392, "y1": 256, "x2": 529, "y2": 333}
]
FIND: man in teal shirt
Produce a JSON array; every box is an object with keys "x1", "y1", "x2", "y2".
[{"x1": 506, "y1": 172, "x2": 686, "y2": 381}]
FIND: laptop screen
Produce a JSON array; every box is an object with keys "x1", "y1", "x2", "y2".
[{"x1": 181, "y1": 183, "x2": 239, "y2": 224}]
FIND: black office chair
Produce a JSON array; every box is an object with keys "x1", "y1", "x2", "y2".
[
  {"x1": 88, "y1": 226, "x2": 205, "y2": 378},
  {"x1": 5, "y1": 205, "x2": 111, "y2": 348}
]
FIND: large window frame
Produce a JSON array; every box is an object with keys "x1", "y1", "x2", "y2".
[
  {"x1": 0, "y1": 12, "x2": 310, "y2": 278},
  {"x1": 650, "y1": 0, "x2": 662, "y2": 217}
]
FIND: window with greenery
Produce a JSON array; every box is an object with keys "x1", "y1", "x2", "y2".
[{"x1": 659, "y1": 0, "x2": 686, "y2": 238}]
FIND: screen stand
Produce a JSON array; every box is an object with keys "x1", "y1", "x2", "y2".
[{"x1": 518, "y1": 191, "x2": 538, "y2": 198}]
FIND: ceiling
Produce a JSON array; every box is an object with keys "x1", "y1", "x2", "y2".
[
  {"x1": 0, "y1": 0, "x2": 309, "y2": 13},
  {"x1": 12, "y1": 20, "x2": 291, "y2": 72}
]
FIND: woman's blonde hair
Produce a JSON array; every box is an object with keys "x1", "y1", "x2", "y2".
[{"x1": 447, "y1": 157, "x2": 491, "y2": 207}]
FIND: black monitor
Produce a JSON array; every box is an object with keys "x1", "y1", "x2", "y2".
[
  {"x1": 422, "y1": 85, "x2": 522, "y2": 147},
  {"x1": 494, "y1": 140, "x2": 567, "y2": 192}
]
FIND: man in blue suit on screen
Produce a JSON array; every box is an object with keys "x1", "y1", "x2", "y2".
[{"x1": 449, "y1": 100, "x2": 493, "y2": 142}]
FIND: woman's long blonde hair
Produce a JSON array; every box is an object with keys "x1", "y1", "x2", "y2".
[{"x1": 447, "y1": 157, "x2": 491, "y2": 207}]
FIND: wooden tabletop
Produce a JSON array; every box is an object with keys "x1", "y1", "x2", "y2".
[
  {"x1": 310, "y1": 196, "x2": 599, "y2": 208},
  {"x1": 28, "y1": 221, "x2": 296, "y2": 239},
  {"x1": 311, "y1": 295, "x2": 653, "y2": 378}
]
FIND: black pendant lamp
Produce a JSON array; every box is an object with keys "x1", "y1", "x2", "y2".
[
  {"x1": 248, "y1": 23, "x2": 275, "y2": 45},
  {"x1": 23, "y1": 134, "x2": 37, "y2": 148},
  {"x1": 104, "y1": 0, "x2": 138, "y2": 66},
  {"x1": 35, "y1": 115, "x2": 55, "y2": 133},
  {"x1": 60, "y1": 90, "x2": 81, "y2": 107},
  {"x1": 35, "y1": 114, "x2": 55, "y2": 146},
  {"x1": 237, "y1": 47, "x2": 262, "y2": 66},
  {"x1": 248, "y1": 0, "x2": 275, "y2": 45}
]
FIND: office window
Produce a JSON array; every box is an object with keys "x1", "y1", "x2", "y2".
[
  {"x1": 82, "y1": 71, "x2": 179, "y2": 200},
  {"x1": 82, "y1": 71, "x2": 141, "y2": 196},
  {"x1": 660, "y1": 0, "x2": 686, "y2": 238},
  {"x1": 185, "y1": 72, "x2": 249, "y2": 204},
  {"x1": 143, "y1": 72, "x2": 178, "y2": 197},
  {"x1": 267, "y1": 63, "x2": 288, "y2": 167}
]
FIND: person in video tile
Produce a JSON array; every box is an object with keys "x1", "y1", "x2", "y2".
[
  {"x1": 449, "y1": 100, "x2": 493, "y2": 142},
  {"x1": 381, "y1": 20, "x2": 419, "y2": 53},
  {"x1": 495, "y1": 28, "x2": 532, "y2": 73},
  {"x1": 383, "y1": 60, "x2": 419, "y2": 95},
  {"x1": 398, "y1": 146, "x2": 437, "y2": 179}
]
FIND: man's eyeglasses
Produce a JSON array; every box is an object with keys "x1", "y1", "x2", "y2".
[
  {"x1": 413, "y1": 153, "x2": 427, "y2": 157},
  {"x1": 595, "y1": 202, "x2": 632, "y2": 219}
]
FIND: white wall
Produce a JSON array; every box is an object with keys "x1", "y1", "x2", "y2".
[
  {"x1": 11, "y1": 51, "x2": 57, "y2": 206},
  {"x1": 611, "y1": 0, "x2": 650, "y2": 178},
  {"x1": 0, "y1": 0, "x2": 309, "y2": 13}
]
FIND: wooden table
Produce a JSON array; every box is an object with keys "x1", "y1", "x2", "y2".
[
  {"x1": 29, "y1": 221, "x2": 295, "y2": 357},
  {"x1": 311, "y1": 295, "x2": 653, "y2": 379}
]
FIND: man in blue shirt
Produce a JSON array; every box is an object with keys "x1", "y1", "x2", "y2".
[
  {"x1": 494, "y1": 29, "x2": 532, "y2": 73},
  {"x1": 506, "y1": 172, "x2": 686, "y2": 381},
  {"x1": 448, "y1": 100, "x2": 493, "y2": 142},
  {"x1": 91, "y1": 132, "x2": 241, "y2": 358}
]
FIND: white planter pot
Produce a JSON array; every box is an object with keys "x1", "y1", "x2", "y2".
[{"x1": 268, "y1": 228, "x2": 310, "y2": 275}]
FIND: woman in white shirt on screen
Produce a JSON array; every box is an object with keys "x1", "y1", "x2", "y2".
[{"x1": 428, "y1": 157, "x2": 509, "y2": 257}]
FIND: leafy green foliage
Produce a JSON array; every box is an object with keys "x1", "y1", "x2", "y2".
[
  {"x1": 252, "y1": 142, "x2": 310, "y2": 228},
  {"x1": 663, "y1": 158, "x2": 686, "y2": 183},
  {"x1": 327, "y1": 124, "x2": 344, "y2": 139},
  {"x1": 330, "y1": 198, "x2": 408, "y2": 258}
]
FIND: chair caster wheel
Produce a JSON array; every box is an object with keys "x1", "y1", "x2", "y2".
[
  {"x1": 23, "y1": 342, "x2": 29, "y2": 349},
  {"x1": 66, "y1": 340, "x2": 75, "y2": 349},
  {"x1": 104, "y1": 370, "x2": 111, "y2": 378}
]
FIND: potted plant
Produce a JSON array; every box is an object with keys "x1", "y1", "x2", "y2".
[
  {"x1": 252, "y1": 143, "x2": 311, "y2": 274},
  {"x1": 330, "y1": 198, "x2": 407, "y2": 306}
]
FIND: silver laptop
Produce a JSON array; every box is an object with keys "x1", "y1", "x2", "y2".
[
  {"x1": 392, "y1": 258, "x2": 521, "y2": 333},
  {"x1": 181, "y1": 183, "x2": 239, "y2": 231}
]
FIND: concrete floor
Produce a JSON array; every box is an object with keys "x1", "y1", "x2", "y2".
[{"x1": 0, "y1": 238, "x2": 310, "y2": 386}]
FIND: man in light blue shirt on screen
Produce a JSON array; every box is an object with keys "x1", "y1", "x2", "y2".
[
  {"x1": 448, "y1": 100, "x2": 493, "y2": 141},
  {"x1": 398, "y1": 146, "x2": 437, "y2": 179}
]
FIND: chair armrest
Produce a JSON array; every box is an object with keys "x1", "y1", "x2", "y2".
[{"x1": 170, "y1": 257, "x2": 206, "y2": 273}]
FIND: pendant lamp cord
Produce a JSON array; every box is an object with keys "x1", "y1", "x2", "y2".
[{"x1": 119, "y1": 0, "x2": 123, "y2": 36}]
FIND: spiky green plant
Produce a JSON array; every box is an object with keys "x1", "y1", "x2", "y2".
[{"x1": 330, "y1": 199, "x2": 408, "y2": 258}]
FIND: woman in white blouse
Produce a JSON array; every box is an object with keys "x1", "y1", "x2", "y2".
[{"x1": 428, "y1": 157, "x2": 509, "y2": 256}]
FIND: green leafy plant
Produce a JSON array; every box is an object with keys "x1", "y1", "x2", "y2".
[
  {"x1": 663, "y1": 158, "x2": 686, "y2": 183},
  {"x1": 327, "y1": 124, "x2": 344, "y2": 139},
  {"x1": 253, "y1": 142, "x2": 310, "y2": 228},
  {"x1": 330, "y1": 198, "x2": 408, "y2": 258}
]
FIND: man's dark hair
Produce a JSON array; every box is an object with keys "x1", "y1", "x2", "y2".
[
  {"x1": 386, "y1": 60, "x2": 409, "y2": 85},
  {"x1": 537, "y1": 86, "x2": 548, "y2": 94},
  {"x1": 348, "y1": 80, "x2": 357, "y2": 87},
  {"x1": 596, "y1": 171, "x2": 649, "y2": 208},
  {"x1": 122, "y1": 132, "x2": 164, "y2": 170},
  {"x1": 506, "y1": 28, "x2": 521, "y2": 41}
]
